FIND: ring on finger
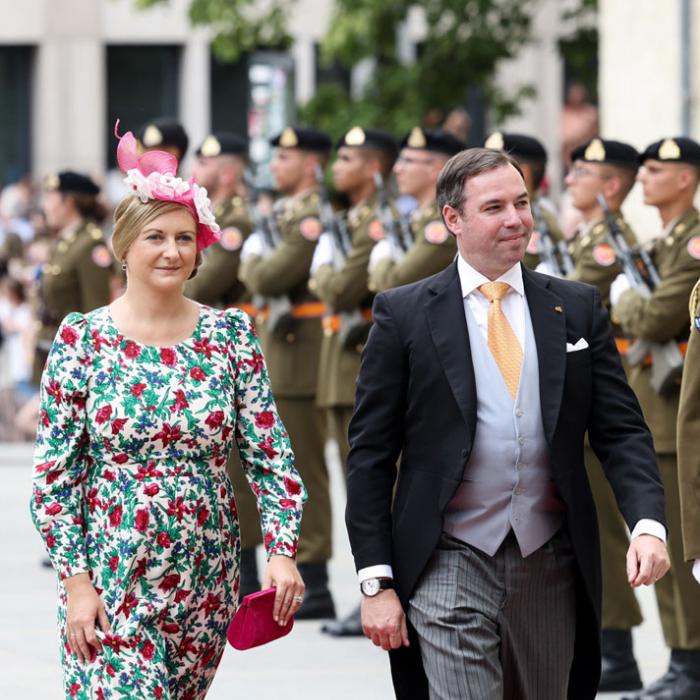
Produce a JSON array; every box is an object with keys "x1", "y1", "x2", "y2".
[{"x1": 293, "y1": 595, "x2": 304, "y2": 604}]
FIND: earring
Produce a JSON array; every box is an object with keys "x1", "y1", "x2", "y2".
[{"x1": 121, "y1": 261, "x2": 127, "y2": 273}]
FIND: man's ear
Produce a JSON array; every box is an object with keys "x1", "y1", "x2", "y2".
[{"x1": 442, "y1": 204, "x2": 462, "y2": 236}]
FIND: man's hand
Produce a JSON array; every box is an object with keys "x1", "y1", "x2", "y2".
[
  {"x1": 626, "y1": 534, "x2": 670, "y2": 587},
  {"x1": 361, "y1": 589, "x2": 410, "y2": 651}
]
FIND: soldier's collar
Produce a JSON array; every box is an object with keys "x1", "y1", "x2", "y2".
[{"x1": 59, "y1": 218, "x2": 84, "y2": 241}]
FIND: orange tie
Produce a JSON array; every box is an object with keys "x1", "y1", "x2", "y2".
[{"x1": 479, "y1": 282, "x2": 523, "y2": 399}]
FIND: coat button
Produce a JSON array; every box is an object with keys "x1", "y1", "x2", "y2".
[{"x1": 461, "y1": 448, "x2": 468, "y2": 458}]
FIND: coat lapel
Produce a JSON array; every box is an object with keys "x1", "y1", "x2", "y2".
[
  {"x1": 522, "y1": 266, "x2": 567, "y2": 444},
  {"x1": 425, "y1": 263, "x2": 477, "y2": 443}
]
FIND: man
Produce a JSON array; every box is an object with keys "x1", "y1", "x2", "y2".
[
  {"x1": 677, "y1": 277, "x2": 700, "y2": 583},
  {"x1": 611, "y1": 137, "x2": 700, "y2": 700},
  {"x1": 484, "y1": 131, "x2": 567, "y2": 271},
  {"x1": 346, "y1": 148, "x2": 669, "y2": 700},
  {"x1": 136, "y1": 117, "x2": 189, "y2": 165},
  {"x1": 186, "y1": 132, "x2": 253, "y2": 308},
  {"x1": 564, "y1": 137, "x2": 647, "y2": 691},
  {"x1": 238, "y1": 126, "x2": 335, "y2": 619},
  {"x1": 308, "y1": 126, "x2": 398, "y2": 636},
  {"x1": 185, "y1": 131, "x2": 261, "y2": 597},
  {"x1": 368, "y1": 127, "x2": 464, "y2": 294}
]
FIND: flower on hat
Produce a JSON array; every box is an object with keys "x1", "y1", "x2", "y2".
[{"x1": 114, "y1": 119, "x2": 220, "y2": 252}]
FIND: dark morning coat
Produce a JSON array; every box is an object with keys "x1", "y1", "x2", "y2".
[{"x1": 345, "y1": 262, "x2": 666, "y2": 700}]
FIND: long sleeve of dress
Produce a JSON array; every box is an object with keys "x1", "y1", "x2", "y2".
[
  {"x1": 30, "y1": 312, "x2": 91, "y2": 579},
  {"x1": 227, "y1": 309, "x2": 307, "y2": 558}
]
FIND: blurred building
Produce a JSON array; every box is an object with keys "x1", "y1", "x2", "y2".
[{"x1": 1, "y1": 0, "x2": 587, "y2": 196}]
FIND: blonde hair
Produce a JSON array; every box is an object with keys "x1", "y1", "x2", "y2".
[{"x1": 112, "y1": 197, "x2": 202, "y2": 279}]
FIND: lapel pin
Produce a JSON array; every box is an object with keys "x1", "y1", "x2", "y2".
[{"x1": 554, "y1": 305, "x2": 563, "y2": 313}]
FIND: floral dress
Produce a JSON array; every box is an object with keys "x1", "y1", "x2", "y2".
[{"x1": 30, "y1": 305, "x2": 306, "y2": 700}]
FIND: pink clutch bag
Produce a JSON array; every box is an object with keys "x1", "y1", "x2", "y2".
[{"x1": 227, "y1": 587, "x2": 294, "y2": 650}]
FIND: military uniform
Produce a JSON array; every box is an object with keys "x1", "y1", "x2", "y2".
[
  {"x1": 34, "y1": 219, "x2": 113, "y2": 380},
  {"x1": 565, "y1": 140, "x2": 646, "y2": 691},
  {"x1": 614, "y1": 208, "x2": 700, "y2": 651},
  {"x1": 136, "y1": 117, "x2": 189, "y2": 164},
  {"x1": 239, "y1": 187, "x2": 331, "y2": 565},
  {"x1": 311, "y1": 196, "x2": 381, "y2": 466},
  {"x1": 524, "y1": 202, "x2": 566, "y2": 270},
  {"x1": 678, "y1": 277, "x2": 700, "y2": 564}
]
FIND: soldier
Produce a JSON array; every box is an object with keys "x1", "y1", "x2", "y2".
[
  {"x1": 185, "y1": 131, "x2": 262, "y2": 598},
  {"x1": 565, "y1": 138, "x2": 646, "y2": 692},
  {"x1": 308, "y1": 126, "x2": 398, "y2": 636},
  {"x1": 239, "y1": 126, "x2": 335, "y2": 618},
  {"x1": 136, "y1": 117, "x2": 189, "y2": 165},
  {"x1": 367, "y1": 127, "x2": 464, "y2": 293},
  {"x1": 677, "y1": 278, "x2": 700, "y2": 584},
  {"x1": 611, "y1": 137, "x2": 700, "y2": 700},
  {"x1": 35, "y1": 172, "x2": 114, "y2": 384},
  {"x1": 484, "y1": 131, "x2": 567, "y2": 271}
]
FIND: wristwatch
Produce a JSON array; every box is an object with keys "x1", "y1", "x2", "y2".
[{"x1": 360, "y1": 577, "x2": 395, "y2": 597}]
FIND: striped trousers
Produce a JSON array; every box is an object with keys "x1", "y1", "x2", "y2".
[{"x1": 407, "y1": 529, "x2": 577, "y2": 699}]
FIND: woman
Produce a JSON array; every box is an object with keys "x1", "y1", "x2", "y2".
[{"x1": 30, "y1": 126, "x2": 307, "y2": 700}]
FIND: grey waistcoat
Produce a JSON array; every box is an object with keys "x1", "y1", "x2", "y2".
[{"x1": 443, "y1": 298, "x2": 565, "y2": 557}]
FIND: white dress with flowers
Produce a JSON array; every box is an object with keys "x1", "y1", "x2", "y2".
[{"x1": 31, "y1": 305, "x2": 306, "y2": 700}]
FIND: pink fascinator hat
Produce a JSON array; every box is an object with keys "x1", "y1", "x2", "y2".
[{"x1": 114, "y1": 120, "x2": 220, "y2": 252}]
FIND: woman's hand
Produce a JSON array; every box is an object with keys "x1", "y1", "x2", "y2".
[
  {"x1": 63, "y1": 573, "x2": 111, "y2": 663},
  {"x1": 261, "y1": 555, "x2": 305, "y2": 626}
]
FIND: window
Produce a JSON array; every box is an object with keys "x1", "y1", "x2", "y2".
[
  {"x1": 106, "y1": 45, "x2": 180, "y2": 168},
  {"x1": 210, "y1": 51, "x2": 248, "y2": 137},
  {"x1": 0, "y1": 46, "x2": 32, "y2": 186}
]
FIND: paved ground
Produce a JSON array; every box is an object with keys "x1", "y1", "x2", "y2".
[{"x1": 2, "y1": 441, "x2": 669, "y2": 699}]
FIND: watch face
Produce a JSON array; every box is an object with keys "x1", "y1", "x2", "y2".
[{"x1": 362, "y1": 579, "x2": 380, "y2": 596}]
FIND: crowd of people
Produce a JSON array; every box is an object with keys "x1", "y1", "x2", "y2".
[{"x1": 4, "y1": 108, "x2": 698, "y2": 699}]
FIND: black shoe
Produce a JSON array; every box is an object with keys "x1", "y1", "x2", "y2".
[
  {"x1": 238, "y1": 547, "x2": 259, "y2": 601},
  {"x1": 321, "y1": 605, "x2": 363, "y2": 637},
  {"x1": 598, "y1": 629, "x2": 643, "y2": 692},
  {"x1": 296, "y1": 563, "x2": 336, "y2": 620},
  {"x1": 622, "y1": 649, "x2": 700, "y2": 700}
]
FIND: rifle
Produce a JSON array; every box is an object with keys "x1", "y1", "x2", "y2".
[
  {"x1": 374, "y1": 173, "x2": 412, "y2": 259},
  {"x1": 531, "y1": 201, "x2": 568, "y2": 277},
  {"x1": 315, "y1": 164, "x2": 351, "y2": 265},
  {"x1": 244, "y1": 170, "x2": 293, "y2": 337},
  {"x1": 597, "y1": 193, "x2": 683, "y2": 395}
]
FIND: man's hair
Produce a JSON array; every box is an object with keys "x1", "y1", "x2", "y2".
[{"x1": 437, "y1": 148, "x2": 524, "y2": 216}]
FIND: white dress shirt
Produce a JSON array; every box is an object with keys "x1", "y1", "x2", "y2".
[{"x1": 357, "y1": 256, "x2": 665, "y2": 584}]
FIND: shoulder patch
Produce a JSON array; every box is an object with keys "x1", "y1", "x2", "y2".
[
  {"x1": 368, "y1": 219, "x2": 385, "y2": 242},
  {"x1": 91, "y1": 244, "x2": 113, "y2": 268},
  {"x1": 299, "y1": 217, "x2": 322, "y2": 241},
  {"x1": 424, "y1": 220, "x2": 449, "y2": 245},
  {"x1": 687, "y1": 236, "x2": 700, "y2": 260},
  {"x1": 220, "y1": 227, "x2": 243, "y2": 251},
  {"x1": 592, "y1": 242, "x2": 616, "y2": 267},
  {"x1": 526, "y1": 231, "x2": 540, "y2": 255}
]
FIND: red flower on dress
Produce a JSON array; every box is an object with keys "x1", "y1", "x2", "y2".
[
  {"x1": 174, "y1": 588, "x2": 191, "y2": 603},
  {"x1": 159, "y1": 572, "x2": 181, "y2": 591},
  {"x1": 95, "y1": 405, "x2": 112, "y2": 424},
  {"x1": 111, "y1": 418, "x2": 128, "y2": 435},
  {"x1": 116, "y1": 592, "x2": 138, "y2": 617},
  {"x1": 112, "y1": 453, "x2": 129, "y2": 464},
  {"x1": 103, "y1": 469, "x2": 116, "y2": 481},
  {"x1": 152, "y1": 423, "x2": 183, "y2": 447},
  {"x1": 156, "y1": 532, "x2": 171, "y2": 548},
  {"x1": 68, "y1": 682, "x2": 81, "y2": 698},
  {"x1": 170, "y1": 389, "x2": 189, "y2": 413},
  {"x1": 280, "y1": 498, "x2": 297, "y2": 509},
  {"x1": 161, "y1": 622, "x2": 179, "y2": 634},
  {"x1": 103, "y1": 634, "x2": 130, "y2": 654},
  {"x1": 130, "y1": 382, "x2": 146, "y2": 397},
  {"x1": 61, "y1": 325, "x2": 79, "y2": 346},
  {"x1": 283, "y1": 476, "x2": 301, "y2": 496},
  {"x1": 189, "y1": 366, "x2": 206, "y2": 381},
  {"x1": 160, "y1": 348, "x2": 177, "y2": 366},
  {"x1": 109, "y1": 555, "x2": 119, "y2": 572},
  {"x1": 244, "y1": 351, "x2": 264, "y2": 374},
  {"x1": 255, "y1": 411, "x2": 275, "y2": 429},
  {"x1": 132, "y1": 558, "x2": 147, "y2": 581},
  {"x1": 199, "y1": 592, "x2": 220, "y2": 613},
  {"x1": 166, "y1": 497, "x2": 188, "y2": 522},
  {"x1": 46, "y1": 533, "x2": 56, "y2": 549},
  {"x1": 46, "y1": 380, "x2": 63, "y2": 405},
  {"x1": 135, "y1": 508, "x2": 150, "y2": 533},
  {"x1": 109, "y1": 504, "x2": 123, "y2": 527},
  {"x1": 192, "y1": 338, "x2": 216, "y2": 359},
  {"x1": 264, "y1": 532, "x2": 274, "y2": 548},
  {"x1": 196, "y1": 507, "x2": 209, "y2": 527},
  {"x1": 123, "y1": 340, "x2": 141, "y2": 359},
  {"x1": 45, "y1": 502, "x2": 62, "y2": 516},
  {"x1": 144, "y1": 483, "x2": 160, "y2": 497},
  {"x1": 141, "y1": 639, "x2": 155, "y2": 660},
  {"x1": 258, "y1": 436, "x2": 278, "y2": 460},
  {"x1": 39, "y1": 408, "x2": 49, "y2": 427},
  {"x1": 205, "y1": 410, "x2": 224, "y2": 431}
]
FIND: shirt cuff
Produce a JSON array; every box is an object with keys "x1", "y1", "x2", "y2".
[
  {"x1": 630, "y1": 518, "x2": 667, "y2": 543},
  {"x1": 357, "y1": 564, "x2": 394, "y2": 583},
  {"x1": 694, "y1": 560, "x2": 700, "y2": 584}
]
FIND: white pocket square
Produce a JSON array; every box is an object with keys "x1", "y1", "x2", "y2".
[{"x1": 566, "y1": 338, "x2": 589, "y2": 353}]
